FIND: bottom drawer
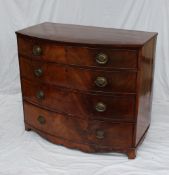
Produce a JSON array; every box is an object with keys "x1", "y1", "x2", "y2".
[{"x1": 24, "y1": 102, "x2": 133, "y2": 149}]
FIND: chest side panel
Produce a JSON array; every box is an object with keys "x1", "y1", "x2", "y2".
[{"x1": 135, "y1": 36, "x2": 157, "y2": 146}]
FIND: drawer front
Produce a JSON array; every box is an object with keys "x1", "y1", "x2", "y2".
[
  {"x1": 69, "y1": 67, "x2": 136, "y2": 93},
  {"x1": 24, "y1": 102, "x2": 133, "y2": 148},
  {"x1": 67, "y1": 47, "x2": 138, "y2": 69},
  {"x1": 19, "y1": 57, "x2": 137, "y2": 93},
  {"x1": 17, "y1": 36, "x2": 138, "y2": 69},
  {"x1": 18, "y1": 37, "x2": 67, "y2": 64},
  {"x1": 22, "y1": 79, "x2": 135, "y2": 121},
  {"x1": 19, "y1": 57, "x2": 68, "y2": 88}
]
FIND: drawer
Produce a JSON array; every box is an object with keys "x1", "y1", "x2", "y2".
[
  {"x1": 24, "y1": 102, "x2": 133, "y2": 149},
  {"x1": 19, "y1": 57, "x2": 68, "y2": 88},
  {"x1": 17, "y1": 36, "x2": 67, "y2": 64},
  {"x1": 19, "y1": 57, "x2": 137, "y2": 93},
  {"x1": 67, "y1": 47, "x2": 138, "y2": 69},
  {"x1": 17, "y1": 36, "x2": 138, "y2": 69},
  {"x1": 21, "y1": 79, "x2": 135, "y2": 122}
]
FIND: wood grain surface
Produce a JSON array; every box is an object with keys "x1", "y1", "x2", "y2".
[{"x1": 16, "y1": 22, "x2": 157, "y2": 159}]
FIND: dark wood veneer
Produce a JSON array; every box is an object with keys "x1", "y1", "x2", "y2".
[
  {"x1": 16, "y1": 22, "x2": 157, "y2": 159},
  {"x1": 16, "y1": 22, "x2": 157, "y2": 47},
  {"x1": 19, "y1": 57, "x2": 137, "y2": 93},
  {"x1": 17, "y1": 36, "x2": 138, "y2": 69},
  {"x1": 24, "y1": 102, "x2": 133, "y2": 149},
  {"x1": 22, "y1": 79, "x2": 135, "y2": 122}
]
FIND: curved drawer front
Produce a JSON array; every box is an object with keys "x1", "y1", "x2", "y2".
[
  {"x1": 24, "y1": 102, "x2": 133, "y2": 149},
  {"x1": 17, "y1": 36, "x2": 138, "y2": 69},
  {"x1": 22, "y1": 79, "x2": 135, "y2": 121},
  {"x1": 19, "y1": 57, "x2": 136, "y2": 93}
]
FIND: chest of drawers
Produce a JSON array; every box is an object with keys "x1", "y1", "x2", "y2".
[{"x1": 16, "y1": 22, "x2": 157, "y2": 159}]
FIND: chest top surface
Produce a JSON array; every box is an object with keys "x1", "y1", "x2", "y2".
[{"x1": 16, "y1": 22, "x2": 157, "y2": 47}]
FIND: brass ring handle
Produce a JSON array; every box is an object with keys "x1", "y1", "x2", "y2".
[
  {"x1": 95, "y1": 102, "x2": 106, "y2": 112},
  {"x1": 36, "y1": 91, "x2": 44, "y2": 99},
  {"x1": 96, "y1": 130, "x2": 105, "y2": 139},
  {"x1": 37, "y1": 115, "x2": 46, "y2": 124},
  {"x1": 95, "y1": 76, "x2": 108, "y2": 87},
  {"x1": 96, "y1": 53, "x2": 108, "y2": 65},
  {"x1": 32, "y1": 45, "x2": 42, "y2": 56},
  {"x1": 34, "y1": 68, "x2": 43, "y2": 77}
]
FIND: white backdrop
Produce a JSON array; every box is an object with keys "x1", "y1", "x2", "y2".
[{"x1": 0, "y1": 0, "x2": 169, "y2": 174}]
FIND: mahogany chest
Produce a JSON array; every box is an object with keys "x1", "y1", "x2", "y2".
[{"x1": 16, "y1": 22, "x2": 157, "y2": 159}]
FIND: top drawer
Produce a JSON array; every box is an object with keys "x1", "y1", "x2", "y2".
[{"x1": 17, "y1": 36, "x2": 138, "y2": 69}]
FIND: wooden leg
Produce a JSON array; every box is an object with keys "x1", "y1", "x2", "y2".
[
  {"x1": 25, "y1": 123, "x2": 31, "y2": 131},
  {"x1": 127, "y1": 148, "x2": 137, "y2": 159}
]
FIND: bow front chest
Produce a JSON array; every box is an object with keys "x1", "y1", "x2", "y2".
[{"x1": 16, "y1": 22, "x2": 157, "y2": 159}]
